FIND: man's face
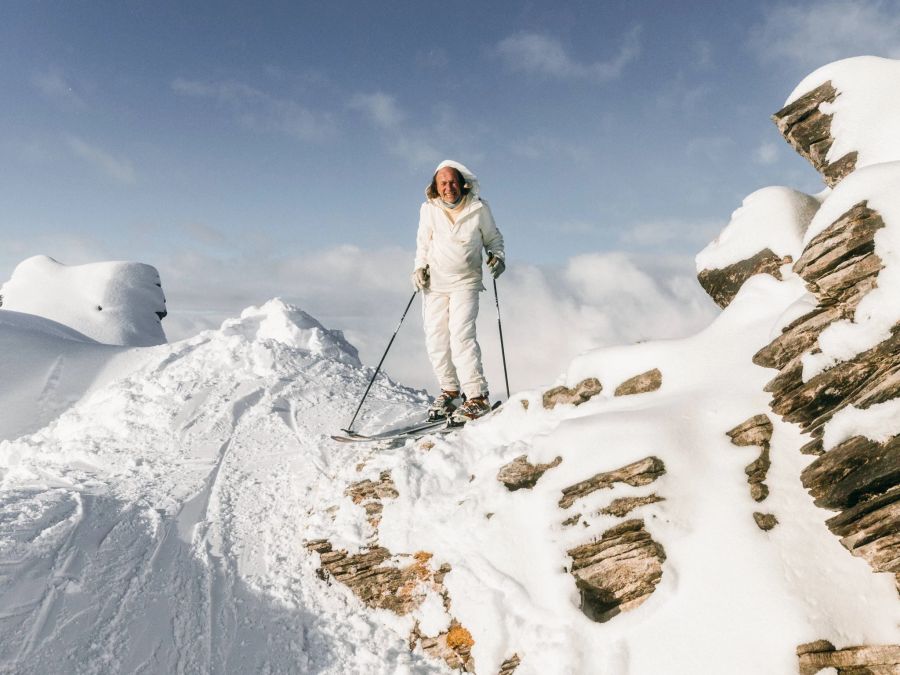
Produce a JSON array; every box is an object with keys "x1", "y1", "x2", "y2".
[{"x1": 435, "y1": 167, "x2": 463, "y2": 203}]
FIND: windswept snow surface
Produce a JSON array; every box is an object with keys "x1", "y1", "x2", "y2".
[
  {"x1": 0, "y1": 255, "x2": 167, "y2": 346},
  {"x1": 1, "y1": 292, "x2": 897, "y2": 673},
  {"x1": 695, "y1": 186, "x2": 821, "y2": 271}
]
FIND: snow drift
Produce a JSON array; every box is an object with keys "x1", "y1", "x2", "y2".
[{"x1": 0, "y1": 255, "x2": 167, "y2": 347}]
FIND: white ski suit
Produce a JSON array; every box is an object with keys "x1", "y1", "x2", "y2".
[{"x1": 414, "y1": 160, "x2": 505, "y2": 399}]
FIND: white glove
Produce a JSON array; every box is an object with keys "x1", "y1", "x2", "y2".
[
  {"x1": 487, "y1": 254, "x2": 505, "y2": 279},
  {"x1": 411, "y1": 267, "x2": 429, "y2": 291}
]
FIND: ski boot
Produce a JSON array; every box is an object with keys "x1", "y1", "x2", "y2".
[
  {"x1": 427, "y1": 390, "x2": 462, "y2": 421},
  {"x1": 449, "y1": 395, "x2": 491, "y2": 427}
]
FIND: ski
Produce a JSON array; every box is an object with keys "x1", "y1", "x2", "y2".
[
  {"x1": 330, "y1": 401, "x2": 503, "y2": 443},
  {"x1": 330, "y1": 418, "x2": 449, "y2": 443}
]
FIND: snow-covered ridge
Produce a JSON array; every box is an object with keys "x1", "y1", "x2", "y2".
[{"x1": 0, "y1": 255, "x2": 167, "y2": 346}]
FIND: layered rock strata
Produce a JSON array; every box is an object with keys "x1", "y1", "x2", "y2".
[
  {"x1": 542, "y1": 377, "x2": 602, "y2": 409},
  {"x1": 797, "y1": 640, "x2": 900, "y2": 675},
  {"x1": 568, "y1": 519, "x2": 666, "y2": 622},
  {"x1": 614, "y1": 368, "x2": 662, "y2": 396},
  {"x1": 560, "y1": 457, "x2": 667, "y2": 622},
  {"x1": 771, "y1": 81, "x2": 857, "y2": 187},
  {"x1": 727, "y1": 414, "x2": 774, "y2": 507},
  {"x1": 741, "y1": 76, "x2": 900, "y2": 588},
  {"x1": 307, "y1": 471, "x2": 479, "y2": 672},
  {"x1": 497, "y1": 455, "x2": 562, "y2": 491}
]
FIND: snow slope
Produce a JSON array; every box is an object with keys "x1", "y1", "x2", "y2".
[{"x1": 1, "y1": 287, "x2": 896, "y2": 674}]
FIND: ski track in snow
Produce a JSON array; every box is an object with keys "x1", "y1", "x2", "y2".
[{"x1": 0, "y1": 318, "x2": 437, "y2": 674}]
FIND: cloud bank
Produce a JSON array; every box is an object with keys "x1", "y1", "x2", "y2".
[
  {"x1": 496, "y1": 27, "x2": 641, "y2": 82},
  {"x1": 751, "y1": 0, "x2": 900, "y2": 69}
]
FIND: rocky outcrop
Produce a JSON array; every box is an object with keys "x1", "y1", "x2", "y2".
[
  {"x1": 614, "y1": 368, "x2": 662, "y2": 396},
  {"x1": 727, "y1": 415, "x2": 773, "y2": 503},
  {"x1": 497, "y1": 455, "x2": 562, "y2": 491},
  {"x1": 309, "y1": 472, "x2": 479, "y2": 672},
  {"x1": 568, "y1": 519, "x2": 666, "y2": 622},
  {"x1": 753, "y1": 80, "x2": 900, "y2": 588},
  {"x1": 599, "y1": 494, "x2": 664, "y2": 518},
  {"x1": 559, "y1": 456, "x2": 666, "y2": 509},
  {"x1": 753, "y1": 512, "x2": 778, "y2": 531},
  {"x1": 543, "y1": 377, "x2": 602, "y2": 409},
  {"x1": 797, "y1": 640, "x2": 900, "y2": 675},
  {"x1": 772, "y1": 81, "x2": 858, "y2": 187},
  {"x1": 346, "y1": 470, "x2": 399, "y2": 529},
  {"x1": 697, "y1": 248, "x2": 790, "y2": 309},
  {"x1": 306, "y1": 541, "x2": 449, "y2": 615}
]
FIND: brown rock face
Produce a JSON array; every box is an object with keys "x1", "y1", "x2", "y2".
[
  {"x1": 797, "y1": 640, "x2": 900, "y2": 675},
  {"x1": 727, "y1": 414, "x2": 773, "y2": 504},
  {"x1": 753, "y1": 512, "x2": 778, "y2": 531},
  {"x1": 305, "y1": 541, "x2": 449, "y2": 615},
  {"x1": 599, "y1": 494, "x2": 664, "y2": 518},
  {"x1": 568, "y1": 519, "x2": 666, "y2": 622},
  {"x1": 346, "y1": 470, "x2": 400, "y2": 529},
  {"x1": 772, "y1": 81, "x2": 858, "y2": 187},
  {"x1": 614, "y1": 368, "x2": 663, "y2": 396},
  {"x1": 697, "y1": 248, "x2": 789, "y2": 308},
  {"x1": 497, "y1": 454, "x2": 562, "y2": 491},
  {"x1": 559, "y1": 456, "x2": 666, "y2": 509},
  {"x1": 543, "y1": 377, "x2": 602, "y2": 409},
  {"x1": 753, "y1": 114, "x2": 899, "y2": 586}
]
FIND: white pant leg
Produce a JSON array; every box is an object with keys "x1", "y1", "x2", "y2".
[
  {"x1": 423, "y1": 291, "x2": 459, "y2": 392},
  {"x1": 448, "y1": 289, "x2": 487, "y2": 399}
]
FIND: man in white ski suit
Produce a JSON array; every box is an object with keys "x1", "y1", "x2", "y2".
[{"x1": 412, "y1": 160, "x2": 505, "y2": 422}]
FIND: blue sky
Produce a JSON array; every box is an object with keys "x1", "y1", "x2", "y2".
[{"x1": 2, "y1": 1, "x2": 899, "y2": 388}]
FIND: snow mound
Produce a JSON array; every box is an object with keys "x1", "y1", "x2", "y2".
[
  {"x1": 222, "y1": 298, "x2": 361, "y2": 365},
  {"x1": 0, "y1": 255, "x2": 167, "y2": 347},
  {"x1": 786, "y1": 56, "x2": 900, "y2": 172},
  {"x1": 695, "y1": 186, "x2": 821, "y2": 271}
]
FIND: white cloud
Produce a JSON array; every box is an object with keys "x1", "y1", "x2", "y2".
[
  {"x1": 32, "y1": 68, "x2": 86, "y2": 109},
  {"x1": 172, "y1": 77, "x2": 334, "y2": 142},
  {"x1": 620, "y1": 219, "x2": 724, "y2": 249},
  {"x1": 155, "y1": 246, "x2": 716, "y2": 395},
  {"x1": 348, "y1": 92, "x2": 482, "y2": 170},
  {"x1": 348, "y1": 92, "x2": 406, "y2": 129},
  {"x1": 65, "y1": 136, "x2": 136, "y2": 184},
  {"x1": 2, "y1": 234, "x2": 718, "y2": 398},
  {"x1": 496, "y1": 27, "x2": 641, "y2": 82},
  {"x1": 750, "y1": 0, "x2": 900, "y2": 69},
  {"x1": 754, "y1": 141, "x2": 780, "y2": 165},
  {"x1": 686, "y1": 135, "x2": 735, "y2": 162}
]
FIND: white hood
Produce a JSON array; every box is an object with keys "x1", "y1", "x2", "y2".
[{"x1": 430, "y1": 159, "x2": 481, "y2": 197}]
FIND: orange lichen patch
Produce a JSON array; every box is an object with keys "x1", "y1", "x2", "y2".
[{"x1": 445, "y1": 623, "x2": 475, "y2": 650}]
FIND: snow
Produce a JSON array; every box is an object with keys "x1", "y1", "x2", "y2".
[
  {"x1": 0, "y1": 255, "x2": 167, "y2": 347},
  {"x1": 786, "y1": 56, "x2": 900, "y2": 172},
  {"x1": 822, "y1": 399, "x2": 900, "y2": 452},
  {"x1": 695, "y1": 186, "x2": 821, "y2": 271},
  {"x1": 800, "y1": 161, "x2": 900, "y2": 380},
  {"x1": 1, "y1": 280, "x2": 896, "y2": 673}
]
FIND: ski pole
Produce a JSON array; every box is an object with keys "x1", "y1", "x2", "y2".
[
  {"x1": 488, "y1": 253, "x2": 510, "y2": 400},
  {"x1": 342, "y1": 289, "x2": 418, "y2": 434}
]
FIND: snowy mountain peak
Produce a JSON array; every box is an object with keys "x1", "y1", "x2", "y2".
[{"x1": 220, "y1": 297, "x2": 361, "y2": 366}]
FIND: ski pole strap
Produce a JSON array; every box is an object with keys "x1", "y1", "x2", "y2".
[{"x1": 344, "y1": 289, "x2": 418, "y2": 433}]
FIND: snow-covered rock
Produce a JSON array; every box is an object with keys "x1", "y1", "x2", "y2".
[
  {"x1": 0, "y1": 255, "x2": 168, "y2": 346},
  {"x1": 695, "y1": 186, "x2": 820, "y2": 308}
]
